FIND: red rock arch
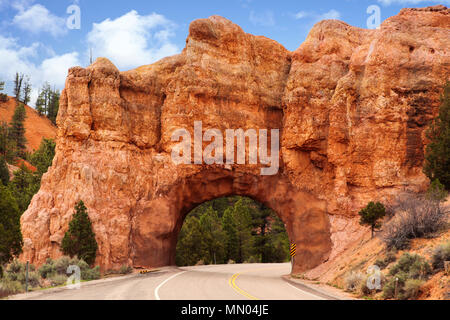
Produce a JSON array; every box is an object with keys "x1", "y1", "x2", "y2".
[
  {"x1": 132, "y1": 169, "x2": 332, "y2": 273},
  {"x1": 20, "y1": 9, "x2": 448, "y2": 273}
]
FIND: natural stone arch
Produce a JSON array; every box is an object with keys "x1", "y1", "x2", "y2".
[
  {"x1": 20, "y1": 10, "x2": 448, "y2": 274},
  {"x1": 132, "y1": 168, "x2": 332, "y2": 273}
]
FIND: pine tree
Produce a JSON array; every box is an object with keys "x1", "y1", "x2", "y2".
[
  {"x1": 424, "y1": 82, "x2": 450, "y2": 189},
  {"x1": 175, "y1": 215, "x2": 204, "y2": 266},
  {"x1": 0, "y1": 156, "x2": 9, "y2": 186},
  {"x1": 0, "y1": 121, "x2": 17, "y2": 163},
  {"x1": 0, "y1": 80, "x2": 7, "y2": 102},
  {"x1": 8, "y1": 103, "x2": 27, "y2": 158},
  {"x1": 22, "y1": 76, "x2": 32, "y2": 106},
  {"x1": 359, "y1": 202, "x2": 386, "y2": 238},
  {"x1": 13, "y1": 72, "x2": 24, "y2": 103},
  {"x1": 199, "y1": 206, "x2": 226, "y2": 264},
  {"x1": 30, "y1": 138, "x2": 56, "y2": 178},
  {"x1": 35, "y1": 83, "x2": 59, "y2": 124},
  {"x1": 61, "y1": 201, "x2": 98, "y2": 265},
  {"x1": 48, "y1": 89, "x2": 60, "y2": 125},
  {"x1": 222, "y1": 207, "x2": 239, "y2": 262},
  {"x1": 8, "y1": 164, "x2": 40, "y2": 213},
  {"x1": 0, "y1": 185, "x2": 23, "y2": 277}
]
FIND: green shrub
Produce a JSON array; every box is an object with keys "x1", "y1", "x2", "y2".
[
  {"x1": 119, "y1": 265, "x2": 133, "y2": 274},
  {"x1": 426, "y1": 179, "x2": 448, "y2": 201},
  {"x1": 375, "y1": 251, "x2": 395, "y2": 269},
  {"x1": 38, "y1": 259, "x2": 55, "y2": 279},
  {"x1": 384, "y1": 253, "x2": 430, "y2": 300},
  {"x1": 54, "y1": 256, "x2": 71, "y2": 275},
  {"x1": 389, "y1": 253, "x2": 431, "y2": 279},
  {"x1": 431, "y1": 241, "x2": 450, "y2": 271},
  {"x1": 82, "y1": 266, "x2": 100, "y2": 281},
  {"x1": 401, "y1": 279, "x2": 424, "y2": 300},
  {"x1": 0, "y1": 279, "x2": 23, "y2": 298},
  {"x1": 49, "y1": 274, "x2": 68, "y2": 287}
]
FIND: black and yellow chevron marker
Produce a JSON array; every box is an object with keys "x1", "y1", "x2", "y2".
[
  {"x1": 290, "y1": 244, "x2": 297, "y2": 257},
  {"x1": 139, "y1": 270, "x2": 151, "y2": 274}
]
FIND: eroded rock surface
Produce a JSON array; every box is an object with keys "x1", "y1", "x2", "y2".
[{"x1": 21, "y1": 7, "x2": 450, "y2": 273}]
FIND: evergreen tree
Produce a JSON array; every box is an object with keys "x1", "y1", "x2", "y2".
[
  {"x1": 61, "y1": 201, "x2": 98, "y2": 265},
  {"x1": 0, "y1": 185, "x2": 23, "y2": 277},
  {"x1": 22, "y1": 76, "x2": 32, "y2": 106},
  {"x1": 199, "y1": 206, "x2": 226, "y2": 264},
  {"x1": 176, "y1": 196, "x2": 291, "y2": 266},
  {"x1": 35, "y1": 83, "x2": 59, "y2": 124},
  {"x1": 0, "y1": 156, "x2": 9, "y2": 186},
  {"x1": 0, "y1": 122, "x2": 17, "y2": 163},
  {"x1": 13, "y1": 72, "x2": 24, "y2": 103},
  {"x1": 8, "y1": 164, "x2": 40, "y2": 213},
  {"x1": 222, "y1": 207, "x2": 239, "y2": 262},
  {"x1": 0, "y1": 80, "x2": 8, "y2": 102},
  {"x1": 232, "y1": 199, "x2": 253, "y2": 263},
  {"x1": 30, "y1": 138, "x2": 56, "y2": 178},
  {"x1": 424, "y1": 82, "x2": 450, "y2": 189},
  {"x1": 48, "y1": 89, "x2": 60, "y2": 125},
  {"x1": 359, "y1": 202, "x2": 386, "y2": 238},
  {"x1": 426, "y1": 179, "x2": 448, "y2": 202},
  {"x1": 8, "y1": 103, "x2": 27, "y2": 159},
  {"x1": 175, "y1": 215, "x2": 204, "y2": 266}
]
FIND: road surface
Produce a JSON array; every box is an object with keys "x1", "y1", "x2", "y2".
[{"x1": 10, "y1": 263, "x2": 340, "y2": 300}]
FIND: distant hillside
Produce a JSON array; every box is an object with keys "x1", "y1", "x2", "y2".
[{"x1": 0, "y1": 97, "x2": 57, "y2": 152}]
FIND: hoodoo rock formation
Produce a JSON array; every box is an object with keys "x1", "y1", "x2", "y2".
[{"x1": 21, "y1": 6, "x2": 450, "y2": 273}]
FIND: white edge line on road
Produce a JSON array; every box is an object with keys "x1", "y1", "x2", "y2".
[
  {"x1": 285, "y1": 282, "x2": 326, "y2": 300},
  {"x1": 154, "y1": 271, "x2": 188, "y2": 300}
]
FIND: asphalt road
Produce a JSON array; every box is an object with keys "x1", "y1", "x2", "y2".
[{"x1": 10, "y1": 263, "x2": 339, "y2": 300}]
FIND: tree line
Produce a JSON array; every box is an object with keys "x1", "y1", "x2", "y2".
[
  {"x1": 176, "y1": 196, "x2": 291, "y2": 266},
  {"x1": 0, "y1": 79, "x2": 57, "y2": 272},
  {"x1": 1, "y1": 73, "x2": 60, "y2": 125}
]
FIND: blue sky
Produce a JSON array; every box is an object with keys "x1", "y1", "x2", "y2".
[{"x1": 0, "y1": 0, "x2": 448, "y2": 105}]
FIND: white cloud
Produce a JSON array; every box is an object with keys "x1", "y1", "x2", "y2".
[
  {"x1": 0, "y1": 35, "x2": 80, "y2": 106},
  {"x1": 320, "y1": 9, "x2": 341, "y2": 20},
  {"x1": 377, "y1": 0, "x2": 450, "y2": 5},
  {"x1": 294, "y1": 9, "x2": 341, "y2": 22},
  {"x1": 87, "y1": 10, "x2": 179, "y2": 71},
  {"x1": 10, "y1": 0, "x2": 35, "y2": 11},
  {"x1": 13, "y1": 4, "x2": 67, "y2": 37},
  {"x1": 249, "y1": 10, "x2": 276, "y2": 27}
]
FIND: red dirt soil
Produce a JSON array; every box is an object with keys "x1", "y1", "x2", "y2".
[{"x1": 0, "y1": 97, "x2": 57, "y2": 152}]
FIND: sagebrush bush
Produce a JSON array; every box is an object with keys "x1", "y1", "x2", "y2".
[
  {"x1": 0, "y1": 279, "x2": 23, "y2": 298},
  {"x1": 431, "y1": 241, "x2": 450, "y2": 271},
  {"x1": 402, "y1": 279, "x2": 424, "y2": 300},
  {"x1": 382, "y1": 193, "x2": 447, "y2": 250},
  {"x1": 344, "y1": 271, "x2": 364, "y2": 292},
  {"x1": 375, "y1": 250, "x2": 397, "y2": 269},
  {"x1": 119, "y1": 265, "x2": 133, "y2": 275},
  {"x1": 383, "y1": 253, "x2": 430, "y2": 300},
  {"x1": 4, "y1": 260, "x2": 39, "y2": 288},
  {"x1": 82, "y1": 266, "x2": 100, "y2": 281},
  {"x1": 49, "y1": 274, "x2": 68, "y2": 287}
]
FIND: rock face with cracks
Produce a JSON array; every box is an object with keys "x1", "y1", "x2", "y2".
[{"x1": 21, "y1": 7, "x2": 450, "y2": 273}]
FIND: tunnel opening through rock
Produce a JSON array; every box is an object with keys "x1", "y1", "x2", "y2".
[{"x1": 175, "y1": 196, "x2": 291, "y2": 267}]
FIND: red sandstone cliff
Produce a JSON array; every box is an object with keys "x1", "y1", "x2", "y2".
[{"x1": 20, "y1": 6, "x2": 450, "y2": 272}]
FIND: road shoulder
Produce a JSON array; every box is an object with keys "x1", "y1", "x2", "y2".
[{"x1": 282, "y1": 275, "x2": 358, "y2": 300}]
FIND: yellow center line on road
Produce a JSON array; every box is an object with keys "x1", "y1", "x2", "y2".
[{"x1": 228, "y1": 266, "x2": 287, "y2": 300}]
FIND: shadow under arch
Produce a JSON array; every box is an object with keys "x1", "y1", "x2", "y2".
[{"x1": 131, "y1": 167, "x2": 332, "y2": 274}]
